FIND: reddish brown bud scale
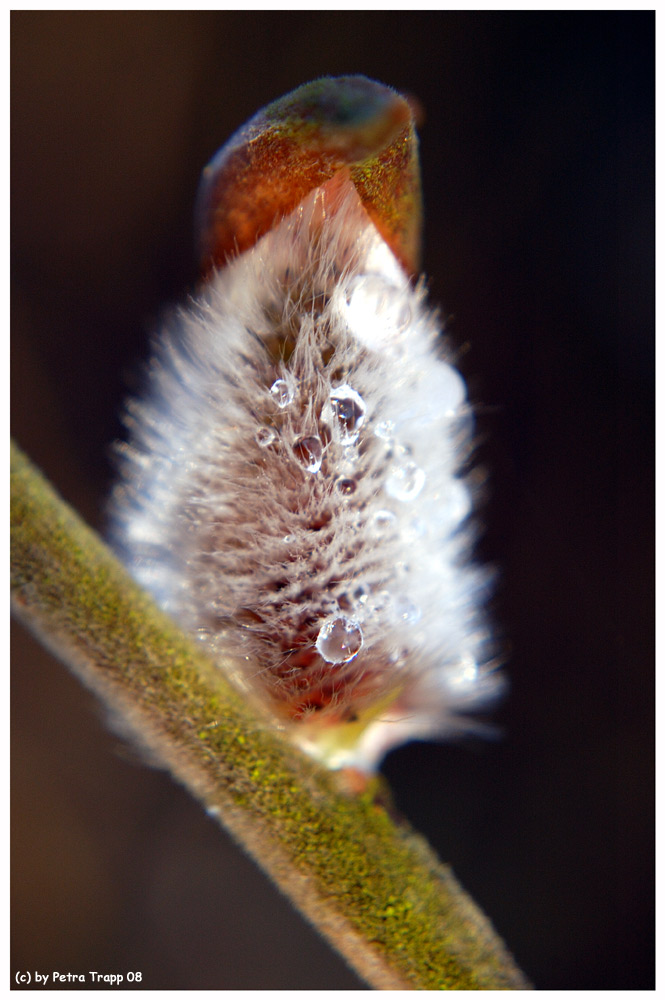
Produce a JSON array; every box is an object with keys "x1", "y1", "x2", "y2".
[{"x1": 196, "y1": 75, "x2": 422, "y2": 278}]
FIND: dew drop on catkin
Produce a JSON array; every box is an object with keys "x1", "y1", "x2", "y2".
[{"x1": 110, "y1": 76, "x2": 504, "y2": 771}]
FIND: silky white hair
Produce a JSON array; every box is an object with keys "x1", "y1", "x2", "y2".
[{"x1": 111, "y1": 180, "x2": 503, "y2": 770}]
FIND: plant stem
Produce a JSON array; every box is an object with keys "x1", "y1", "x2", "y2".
[{"x1": 11, "y1": 440, "x2": 530, "y2": 990}]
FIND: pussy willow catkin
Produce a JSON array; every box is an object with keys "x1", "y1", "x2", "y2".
[{"x1": 111, "y1": 77, "x2": 503, "y2": 771}]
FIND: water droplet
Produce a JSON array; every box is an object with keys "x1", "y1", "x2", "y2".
[
  {"x1": 316, "y1": 616, "x2": 363, "y2": 664},
  {"x1": 404, "y1": 516, "x2": 427, "y2": 541},
  {"x1": 393, "y1": 595, "x2": 421, "y2": 624},
  {"x1": 283, "y1": 534, "x2": 295, "y2": 544},
  {"x1": 322, "y1": 384, "x2": 366, "y2": 445},
  {"x1": 341, "y1": 274, "x2": 409, "y2": 350},
  {"x1": 374, "y1": 420, "x2": 395, "y2": 441},
  {"x1": 336, "y1": 476, "x2": 357, "y2": 496},
  {"x1": 395, "y1": 300, "x2": 412, "y2": 330},
  {"x1": 385, "y1": 462, "x2": 426, "y2": 502},
  {"x1": 448, "y1": 654, "x2": 479, "y2": 690},
  {"x1": 270, "y1": 378, "x2": 295, "y2": 408},
  {"x1": 370, "y1": 590, "x2": 392, "y2": 614},
  {"x1": 372, "y1": 509, "x2": 397, "y2": 535},
  {"x1": 434, "y1": 364, "x2": 466, "y2": 416},
  {"x1": 255, "y1": 426, "x2": 277, "y2": 448},
  {"x1": 294, "y1": 435, "x2": 323, "y2": 473},
  {"x1": 345, "y1": 273, "x2": 395, "y2": 309},
  {"x1": 443, "y1": 479, "x2": 472, "y2": 524}
]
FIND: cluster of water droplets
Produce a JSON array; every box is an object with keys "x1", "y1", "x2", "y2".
[
  {"x1": 255, "y1": 270, "x2": 474, "y2": 678},
  {"x1": 261, "y1": 373, "x2": 372, "y2": 485},
  {"x1": 253, "y1": 378, "x2": 297, "y2": 451}
]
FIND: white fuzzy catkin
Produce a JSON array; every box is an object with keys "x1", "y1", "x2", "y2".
[{"x1": 111, "y1": 179, "x2": 503, "y2": 771}]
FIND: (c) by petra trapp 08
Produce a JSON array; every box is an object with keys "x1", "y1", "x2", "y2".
[{"x1": 110, "y1": 76, "x2": 504, "y2": 772}]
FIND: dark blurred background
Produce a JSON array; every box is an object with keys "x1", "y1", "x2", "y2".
[{"x1": 11, "y1": 11, "x2": 653, "y2": 990}]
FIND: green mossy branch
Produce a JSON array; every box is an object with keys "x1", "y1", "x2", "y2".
[{"x1": 11, "y1": 440, "x2": 530, "y2": 990}]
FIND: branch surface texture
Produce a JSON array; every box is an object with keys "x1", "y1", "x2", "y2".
[{"x1": 11, "y1": 441, "x2": 530, "y2": 990}]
